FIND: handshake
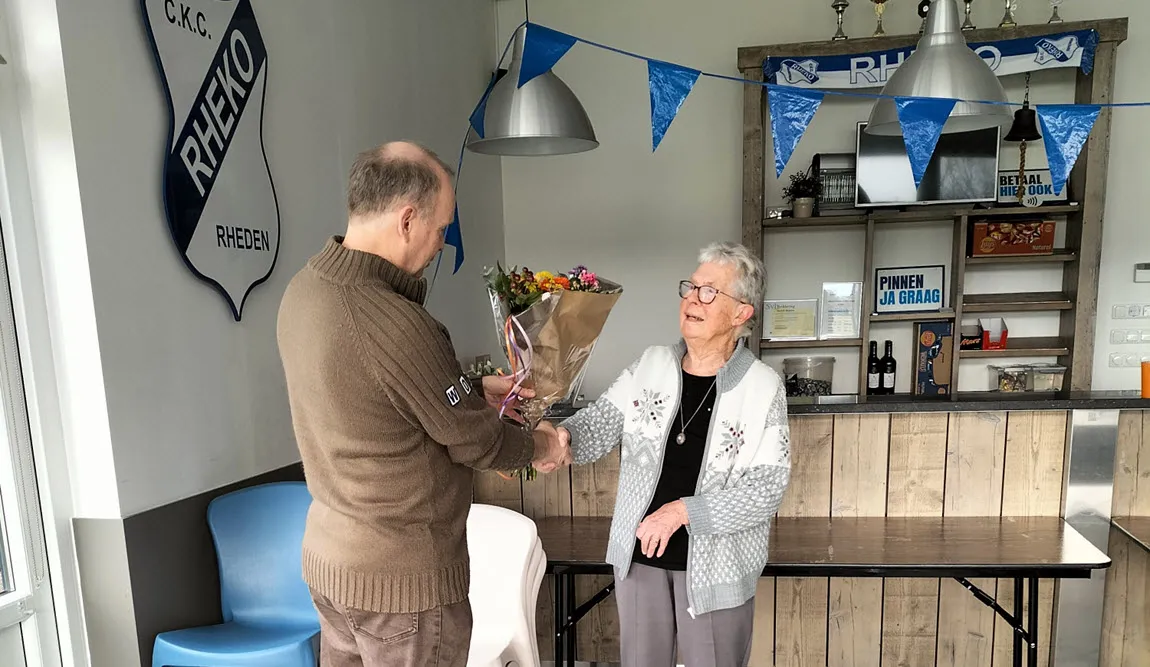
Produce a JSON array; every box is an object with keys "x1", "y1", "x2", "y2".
[{"x1": 531, "y1": 422, "x2": 572, "y2": 474}]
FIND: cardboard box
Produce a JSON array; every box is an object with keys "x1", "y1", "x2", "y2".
[
  {"x1": 914, "y1": 321, "x2": 953, "y2": 396},
  {"x1": 979, "y1": 318, "x2": 1009, "y2": 350},
  {"x1": 969, "y1": 220, "x2": 1056, "y2": 256},
  {"x1": 959, "y1": 325, "x2": 983, "y2": 351}
]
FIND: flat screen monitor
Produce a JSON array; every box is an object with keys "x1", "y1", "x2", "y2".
[{"x1": 854, "y1": 121, "x2": 1001, "y2": 208}]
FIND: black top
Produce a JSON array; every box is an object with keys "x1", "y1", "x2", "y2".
[{"x1": 632, "y1": 370, "x2": 716, "y2": 571}]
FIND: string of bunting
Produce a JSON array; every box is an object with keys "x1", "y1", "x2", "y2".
[{"x1": 442, "y1": 21, "x2": 1138, "y2": 277}]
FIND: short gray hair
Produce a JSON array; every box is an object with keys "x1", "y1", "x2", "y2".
[
  {"x1": 697, "y1": 242, "x2": 766, "y2": 338},
  {"x1": 346, "y1": 142, "x2": 455, "y2": 218}
]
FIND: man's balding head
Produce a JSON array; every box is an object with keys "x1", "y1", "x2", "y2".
[
  {"x1": 341, "y1": 141, "x2": 457, "y2": 278},
  {"x1": 346, "y1": 141, "x2": 454, "y2": 221}
]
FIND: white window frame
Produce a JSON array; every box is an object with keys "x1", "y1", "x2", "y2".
[{"x1": 0, "y1": 2, "x2": 85, "y2": 665}]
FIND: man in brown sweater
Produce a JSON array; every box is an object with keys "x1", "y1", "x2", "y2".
[{"x1": 277, "y1": 141, "x2": 568, "y2": 666}]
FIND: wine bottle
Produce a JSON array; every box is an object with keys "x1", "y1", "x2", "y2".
[
  {"x1": 867, "y1": 341, "x2": 881, "y2": 396},
  {"x1": 880, "y1": 340, "x2": 897, "y2": 395}
]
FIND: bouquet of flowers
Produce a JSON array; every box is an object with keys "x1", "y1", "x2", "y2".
[{"x1": 484, "y1": 263, "x2": 623, "y2": 480}]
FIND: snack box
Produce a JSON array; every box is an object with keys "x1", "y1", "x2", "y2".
[
  {"x1": 969, "y1": 220, "x2": 1055, "y2": 256},
  {"x1": 979, "y1": 318, "x2": 1009, "y2": 351},
  {"x1": 960, "y1": 325, "x2": 982, "y2": 351}
]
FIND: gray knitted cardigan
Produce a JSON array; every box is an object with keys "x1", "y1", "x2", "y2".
[{"x1": 563, "y1": 341, "x2": 791, "y2": 616}]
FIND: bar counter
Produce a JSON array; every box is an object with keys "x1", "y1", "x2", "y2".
[
  {"x1": 547, "y1": 390, "x2": 1150, "y2": 419},
  {"x1": 786, "y1": 390, "x2": 1150, "y2": 414},
  {"x1": 485, "y1": 396, "x2": 1150, "y2": 664}
]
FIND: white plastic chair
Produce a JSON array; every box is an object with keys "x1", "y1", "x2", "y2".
[{"x1": 466, "y1": 504, "x2": 547, "y2": 667}]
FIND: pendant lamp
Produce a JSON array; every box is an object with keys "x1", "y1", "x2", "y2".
[
  {"x1": 466, "y1": 23, "x2": 598, "y2": 156},
  {"x1": 865, "y1": 0, "x2": 1011, "y2": 136}
]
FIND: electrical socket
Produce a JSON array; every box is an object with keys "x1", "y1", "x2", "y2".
[
  {"x1": 1112, "y1": 304, "x2": 1150, "y2": 320},
  {"x1": 1109, "y1": 329, "x2": 1150, "y2": 343},
  {"x1": 1108, "y1": 353, "x2": 1143, "y2": 368}
]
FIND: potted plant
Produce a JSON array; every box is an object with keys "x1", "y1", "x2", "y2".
[{"x1": 782, "y1": 170, "x2": 822, "y2": 218}]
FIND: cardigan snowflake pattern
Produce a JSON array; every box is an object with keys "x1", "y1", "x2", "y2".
[{"x1": 563, "y1": 341, "x2": 791, "y2": 616}]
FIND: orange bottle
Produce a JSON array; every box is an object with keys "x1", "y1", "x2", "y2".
[{"x1": 1143, "y1": 359, "x2": 1150, "y2": 399}]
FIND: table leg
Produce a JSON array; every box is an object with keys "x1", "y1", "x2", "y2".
[
  {"x1": 554, "y1": 574, "x2": 565, "y2": 667},
  {"x1": 565, "y1": 573, "x2": 578, "y2": 665},
  {"x1": 1013, "y1": 578, "x2": 1024, "y2": 667},
  {"x1": 1027, "y1": 576, "x2": 1039, "y2": 667}
]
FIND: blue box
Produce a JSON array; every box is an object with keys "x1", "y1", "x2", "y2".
[{"x1": 914, "y1": 321, "x2": 953, "y2": 396}]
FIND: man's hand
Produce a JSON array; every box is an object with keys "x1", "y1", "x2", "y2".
[
  {"x1": 481, "y1": 375, "x2": 536, "y2": 422},
  {"x1": 532, "y1": 420, "x2": 571, "y2": 473},
  {"x1": 636, "y1": 500, "x2": 689, "y2": 558}
]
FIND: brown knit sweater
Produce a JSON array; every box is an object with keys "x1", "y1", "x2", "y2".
[{"x1": 276, "y1": 237, "x2": 534, "y2": 613}]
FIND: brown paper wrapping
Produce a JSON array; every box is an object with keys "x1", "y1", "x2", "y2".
[{"x1": 488, "y1": 278, "x2": 622, "y2": 426}]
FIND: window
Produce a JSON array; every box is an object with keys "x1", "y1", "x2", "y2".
[{"x1": 0, "y1": 226, "x2": 60, "y2": 667}]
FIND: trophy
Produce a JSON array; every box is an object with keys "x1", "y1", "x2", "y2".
[
  {"x1": 1048, "y1": 0, "x2": 1064, "y2": 23},
  {"x1": 999, "y1": 0, "x2": 1018, "y2": 28},
  {"x1": 832, "y1": 0, "x2": 851, "y2": 41},
  {"x1": 871, "y1": 0, "x2": 888, "y2": 37},
  {"x1": 962, "y1": 0, "x2": 976, "y2": 30}
]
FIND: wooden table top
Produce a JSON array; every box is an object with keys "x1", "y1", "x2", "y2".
[
  {"x1": 535, "y1": 516, "x2": 1109, "y2": 578},
  {"x1": 1113, "y1": 516, "x2": 1150, "y2": 553}
]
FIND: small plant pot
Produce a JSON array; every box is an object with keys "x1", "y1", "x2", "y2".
[{"x1": 792, "y1": 197, "x2": 816, "y2": 218}]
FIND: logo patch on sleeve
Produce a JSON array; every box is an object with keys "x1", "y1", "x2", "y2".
[
  {"x1": 446, "y1": 385, "x2": 461, "y2": 406},
  {"x1": 460, "y1": 375, "x2": 473, "y2": 395}
]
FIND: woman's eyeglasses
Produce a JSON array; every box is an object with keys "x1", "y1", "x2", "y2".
[{"x1": 679, "y1": 280, "x2": 743, "y2": 305}]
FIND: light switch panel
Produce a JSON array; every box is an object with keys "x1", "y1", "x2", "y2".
[{"x1": 1136, "y1": 263, "x2": 1150, "y2": 283}]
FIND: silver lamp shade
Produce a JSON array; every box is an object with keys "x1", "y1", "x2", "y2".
[
  {"x1": 865, "y1": 0, "x2": 1011, "y2": 136},
  {"x1": 466, "y1": 24, "x2": 598, "y2": 156}
]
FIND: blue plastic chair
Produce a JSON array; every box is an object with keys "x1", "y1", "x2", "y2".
[{"x1": 152, "y1": 482, "x2": 319, "y2": 667}]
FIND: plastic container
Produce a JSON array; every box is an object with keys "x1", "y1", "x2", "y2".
[
  {"x1": 1027, "y1": 364, "x2": 1067, "y2": 392},
  {"x1": 1142, "y1": 358, "x2": 1150, "y2": 399},
  {"x1": 990, "y1": 365, "x2": 1030, "y2": 392},
  {"x1": 783, "y1": 356, "x2": 835, "y2": 397}
]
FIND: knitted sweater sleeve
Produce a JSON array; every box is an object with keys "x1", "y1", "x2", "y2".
[
  {"x1": 562, "y1": 359, "x2": 638, "y2": 466},
  {"x1": 348, "y1": 289, "x2": 534, "y2": 472}
]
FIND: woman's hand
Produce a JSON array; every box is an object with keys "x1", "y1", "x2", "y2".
[
  {"x1": 481, "y1": 375, "x2": 536, "y2": 421},
  {"x1": 635, "y1": 500, "x2": 690, "y2": 558}
]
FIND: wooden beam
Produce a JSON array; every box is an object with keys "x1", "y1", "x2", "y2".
[
  {"x1": 1061, "y1": 39, "x2": 1119, "y2": 390},
  {"x1": 741, "y1": 67, "x2": 766, "y2": 343},
  {"x1": 738, "y1": 18, "x2": 1128, "y2": 72}
]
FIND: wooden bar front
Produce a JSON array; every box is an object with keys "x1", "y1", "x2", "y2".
[{"x1": 472, "y1": 409, "x2": 1150, "y2": 666}]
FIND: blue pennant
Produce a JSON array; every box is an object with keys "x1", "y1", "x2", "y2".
[
  {"x1": 894, "y1": 97, "x2": 958, "y2": 189},
  {"x1": 444, "y1": 205, "x2": 465, "y2": 274},
  {"x1": 469, "y1": 73, "x2": 498, "y2": 139},
  {"x1": 648, "y1": 60, "x2": 700, "y2": 152},
  {"x1": 767, "y1": 87, "x2": 824, "y2": 177},
  {"x1": 1037, "y1": 104, "x2": 1102, "y2": 196},
  {"x1": 519, "y1": 23, "x2": 577, "y2": 88}
]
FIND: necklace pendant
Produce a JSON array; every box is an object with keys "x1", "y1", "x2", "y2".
[{"x1": 676, "y1": 432, "x2": 687, "y2": 445}]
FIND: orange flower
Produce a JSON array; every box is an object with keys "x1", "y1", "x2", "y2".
[{"x1": 554, "y1": 276, "x2": 571, "y2": 289}]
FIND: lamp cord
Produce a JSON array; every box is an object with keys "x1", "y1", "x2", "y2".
[{"x1": 524, "y1": 0, "x2": 530, "y2": 23}]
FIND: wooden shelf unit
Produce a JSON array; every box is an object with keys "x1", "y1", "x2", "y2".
[
  {"x1": 959, "y1": 337, "x2": 1071, "y2": 359},
  {"x1": 739, "y1": 19, "x2": 1127, "y2": 394},
  {"x1": 962, "y1": 292, "x2": 1076, "y2": 313},
  {"x1": 760, "y1": 338, "x2": 863, "y2": 350}
]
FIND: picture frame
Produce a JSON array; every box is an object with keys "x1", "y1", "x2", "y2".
[
  {"x1": 762, "y1": 299, "x2": 819, "y2": 340},
  {"x1": 820, "y1": 282, "x2": 862, "y2": 339},
  {"x1": 874, "y1": 265, "x2": 945, "y2": 314}
]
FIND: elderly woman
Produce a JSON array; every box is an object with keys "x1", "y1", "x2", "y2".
[{"x1": 558, "y1": 242, "x2": 791, "y2": 667}]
